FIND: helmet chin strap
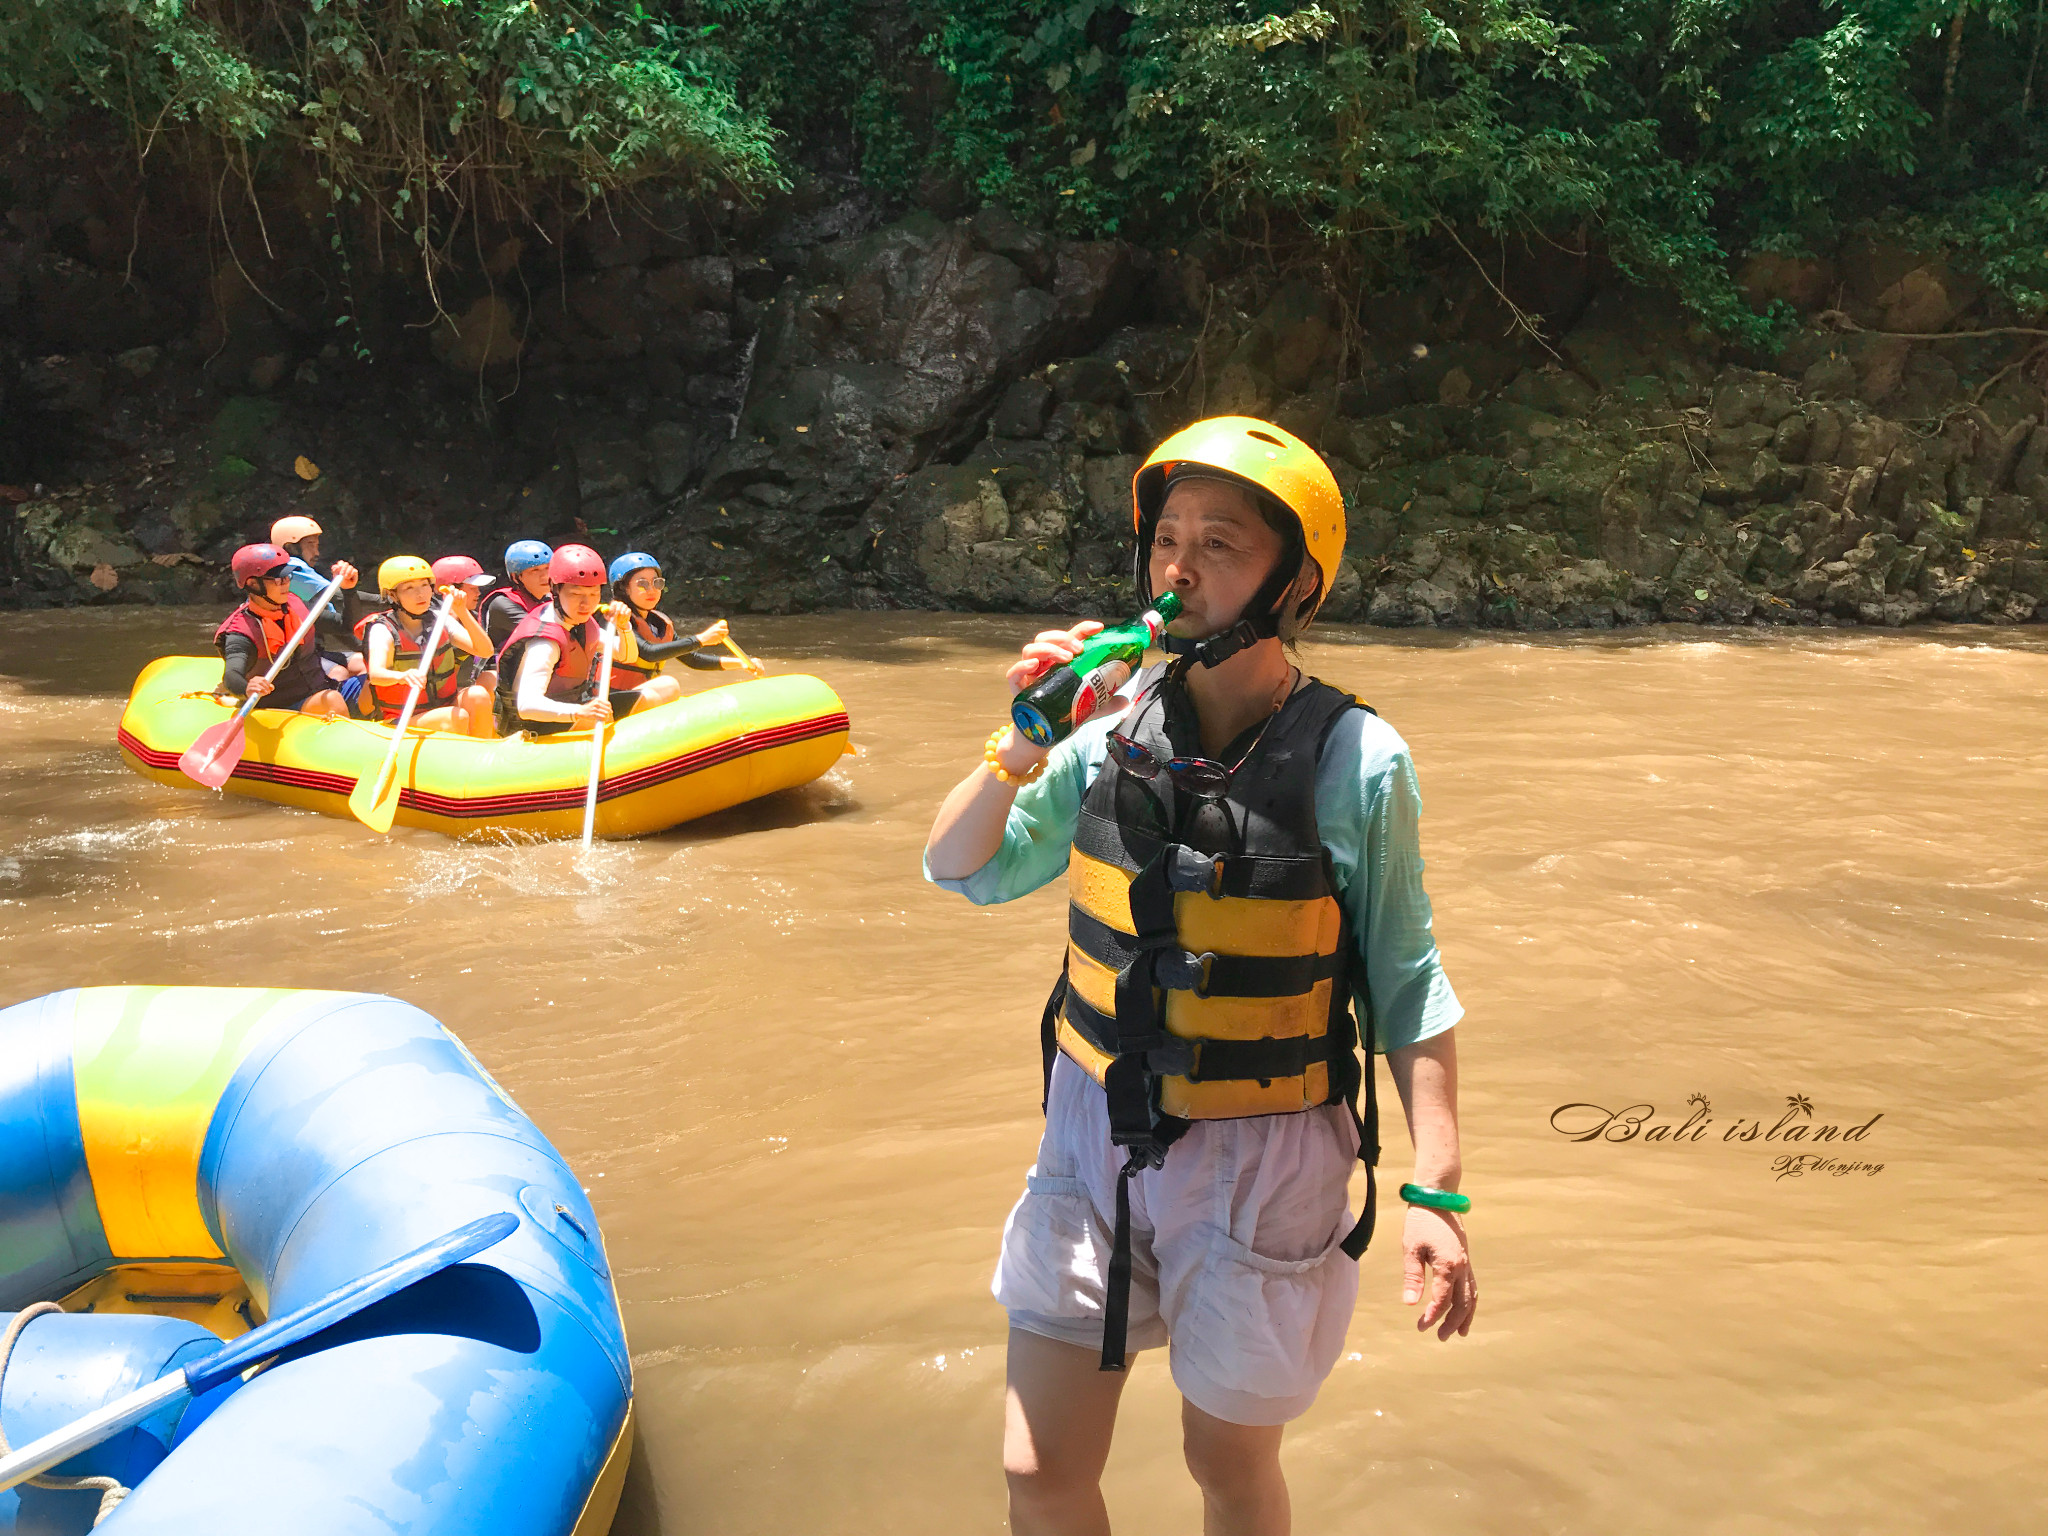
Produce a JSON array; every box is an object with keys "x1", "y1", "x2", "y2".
[{"x1": 1163, "y1": 614, "x2": 1277, "y2": 669}]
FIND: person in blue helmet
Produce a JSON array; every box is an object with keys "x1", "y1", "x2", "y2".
[
  {"x1": 606, "y1": 551, "x2": 764, "y2": 687},
  {"x1": 475, "y1": 540, "x2": 553, "y2": 691}
]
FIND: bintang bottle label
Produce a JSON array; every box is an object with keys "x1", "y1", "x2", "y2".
[{"x1": 1011, "y1": 591, "x2": 1183, "y2": 747}]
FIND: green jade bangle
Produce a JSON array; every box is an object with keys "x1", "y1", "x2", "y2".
[{"x1": 1399, "y1": 1182, "x2": 1471, "y2": 1214}]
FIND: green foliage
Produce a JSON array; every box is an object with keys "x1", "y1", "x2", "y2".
[
  {"x1": 893, "y1": 0, "x2": 2048, "y2": 332},
  {"x1": 0, "y1": 0, "x2": 780, "y2": 288},
  {"x1": 698, "y1": 0, "x2": 876, "y2": 127},
  {"x1": 7, "y1": 0, "x2": 2048, "y2": 335}
]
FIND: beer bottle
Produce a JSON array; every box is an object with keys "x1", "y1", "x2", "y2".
[{"x1": 1010, "y1": 591, "x2": 1182, "y2": 748}]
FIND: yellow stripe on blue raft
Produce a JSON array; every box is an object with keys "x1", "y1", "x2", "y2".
[
  {"x1": 70, "y1": 986, "x2": 351, "y2": 1260},
  {"x1": 568, "y1": 1403, "x2": 636, "y2": 1536}
]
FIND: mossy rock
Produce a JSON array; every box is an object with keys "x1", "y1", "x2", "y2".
[
  {"x1": 207, "y1": 455, "x2": 258, "y2": 494},
  {"x1": 209, "y1": 396, "x2": 284, "y2": 461}
]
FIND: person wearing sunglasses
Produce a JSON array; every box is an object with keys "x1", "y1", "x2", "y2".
[
  {"x1": 605, "y1": 552, "x2": 763, "y2": 683},
  {"x1": 925, "y1": 416, "x2": 1472, "y2": 1536},
  {"x1": 212, "y1": 543, "x2": 356, "y2": 717}
]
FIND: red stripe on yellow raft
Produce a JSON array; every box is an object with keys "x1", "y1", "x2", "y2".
[
  {"x1": 117, "y1": 711, "x2": 850, "y2": 821},
  {"x1": 119, "y1": 729, "x2": 356, "y2": 796}
]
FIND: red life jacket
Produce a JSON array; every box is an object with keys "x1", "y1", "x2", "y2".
[
  {"x1": 611, "y1": 607, "x2": 674, "y2": 686},
  {"x1": 480, "y1": 583, "x2": 543, "y2": 632},
  {"x1": 214, "y1": 595, "x2": 324, "y2": 701},
  {"x1": 353, "y1": 607, "x2": 462, "y2": 719},
  {"x1": 493, "y1": 603, "x2": 604, "y2": 726}
]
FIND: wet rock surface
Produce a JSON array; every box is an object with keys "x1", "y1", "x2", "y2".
[{"x1": 4, "y1": 131, "x2": 2044, "y2": 629}]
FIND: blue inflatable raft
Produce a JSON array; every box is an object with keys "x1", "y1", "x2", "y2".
[{"x1": 0, "y1": 987, "x2": 632, "y2": 1534}]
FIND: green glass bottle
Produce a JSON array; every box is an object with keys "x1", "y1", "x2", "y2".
[{"x1": 1011, "y1": 591, "x2": 1182, "y2": 748}]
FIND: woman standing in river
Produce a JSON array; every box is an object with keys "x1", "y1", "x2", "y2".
[{"x1": 925, "y1": 416, "x2": 1475, "y2": 1536}]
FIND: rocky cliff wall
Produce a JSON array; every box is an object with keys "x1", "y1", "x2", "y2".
[{"x1": 5, "y1": 126, "x2": 2045, "y2": 629}]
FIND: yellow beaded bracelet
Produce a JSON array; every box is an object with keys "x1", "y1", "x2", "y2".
[{"x1": 984, "y1": 726, "x2": 1046, "y2": 786}]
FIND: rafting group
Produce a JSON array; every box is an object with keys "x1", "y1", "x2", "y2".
[
  {"x1": 216, "y1": 518, "x2": 760, "y2": 739},
  {"x1": 114, "y1": 517, "x2": 857, "y2": 839}
]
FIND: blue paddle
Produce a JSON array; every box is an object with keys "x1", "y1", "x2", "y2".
[{"x1": 0, "y1": 1210, "x2": 517, "y2": 1493}]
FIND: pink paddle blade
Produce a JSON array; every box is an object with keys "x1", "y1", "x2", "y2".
[{"x1": 178, "y1": 717, "x2": 247, "y2": 788}]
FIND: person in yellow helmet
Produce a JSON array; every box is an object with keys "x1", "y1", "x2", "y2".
[
  {"x1": 352, "y1": 555, "x2": 495, "y2": 736},
  {"x1": 925, "y1": 416, "x2": 1473, "y2": 1533}
]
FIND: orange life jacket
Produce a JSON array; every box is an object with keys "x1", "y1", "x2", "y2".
[
  {"x1": 611, "y1": 608, "x2": 674, "y2": 686},
  {"x1": 213, "y1": 595, "x2": 325, "y2": 702},
  {"x1": 353, "y1": 607, "x2": 462, "y2": 718}
]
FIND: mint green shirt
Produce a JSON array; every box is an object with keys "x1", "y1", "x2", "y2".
[{"x1": 924, "y1": 693, "x2": 1462, "y2": 1053}]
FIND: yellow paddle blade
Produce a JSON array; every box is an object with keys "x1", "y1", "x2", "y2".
[{"x1": 348, "y1": 751, "x2": 402, "y2": 833}]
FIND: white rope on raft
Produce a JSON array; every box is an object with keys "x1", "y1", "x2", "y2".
[{"x1": 0, "y1": 1304, "x2": 131, "y2": 1527}]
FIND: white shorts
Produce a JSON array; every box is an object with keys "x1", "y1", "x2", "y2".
[{"x1": 994, "y1": 1053, "x2": 1362, "y2": 1426}]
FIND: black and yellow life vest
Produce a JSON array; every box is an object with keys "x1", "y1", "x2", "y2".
[
  {"x1": 353, "y1": 607, "x2": 462, "y2": 719},
  {"x1": 1040, "y1": 659, "x2": 1382, "y2": 1369}
]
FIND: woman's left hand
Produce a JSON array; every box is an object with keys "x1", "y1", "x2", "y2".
[
  {"x1": 697, "y1": 619, "x2": 730, "y2": 646},
  {"x1": 1401, "y1": 1205, "x2": 1476, "y2": 1340}
]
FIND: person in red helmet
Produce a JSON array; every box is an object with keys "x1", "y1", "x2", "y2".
[
  {"x1": 432, "y1": 555, "x2": 503, "y2": 693},
  {"x1": 430, "y1": 554, "x2": 495, "y2": 592},
  {"x1": 490, "y1": 543, "x2": 683, "y2": 736},
  {"x1": 213, "y1": 544, "x2": 354, "y2": 717}
]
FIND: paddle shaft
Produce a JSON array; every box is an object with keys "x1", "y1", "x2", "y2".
[
  {"x1": 0, "y1": 1211, "x2": 515, "y2": 1494},
  {"x1": 0, "y1": 1372, "x2": 188, "y2": 1493},
  {"x1": 581, "y1": 623, "x2": 616, "y2": 849},
  {"x1": 228, "y1": 573, "x2": 346, "y2": 722},
  {"x1": 361, "y1": 598, "x2": 457, "y2": 804},
  {"x1": 721, "y1": 634, "x2": 758, "y2": 672}
]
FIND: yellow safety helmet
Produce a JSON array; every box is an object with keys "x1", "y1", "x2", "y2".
[
  {"x1": 1131, "y1": 416, "x2": 1345, "y2": 634},
  {"x1": 271, "y1": 515, "x2": 322, "y2": 548},
  {"x1": 377, "y1": 555, "x2": 435, "y2": 594}
]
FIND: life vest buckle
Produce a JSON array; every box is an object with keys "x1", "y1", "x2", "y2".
[
  {"x1": 1165, "y1": 845, "x2": 1226, "y2": 899},
  {"x1": 1145, "y1": 1037, "x2": 1197, "y2": 1078},
  {"x1": 1113, "y1": 1141, "x2": 1171, "y2": 1171},
  {"x1": 1151, "y1": 948, "x2": 1216, "y2": 997}
]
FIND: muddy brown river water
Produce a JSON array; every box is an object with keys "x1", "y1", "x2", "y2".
[{"x1": 1, "y1": 607, "x2": 2044, "y2": 1534}]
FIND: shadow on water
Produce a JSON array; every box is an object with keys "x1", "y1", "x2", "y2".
[
  {"x1": 609, "y1": 1416, "x2": 669, "y2": 1536},
  {"x1": 649, "y1": 774, "x2": 861, "y2": 845}
]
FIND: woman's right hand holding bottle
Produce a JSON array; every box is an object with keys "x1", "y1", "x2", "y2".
[
  {"x1": 988, "y1": 624, "x2": 1105, "y2": 778},
  {"x1": 1005, "y1": 621, "x2": 1102, "y2": 692}
]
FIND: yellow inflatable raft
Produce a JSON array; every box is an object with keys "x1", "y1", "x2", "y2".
[{"x1": 117, "y1": 655, "x2": 851, "y2": 840}]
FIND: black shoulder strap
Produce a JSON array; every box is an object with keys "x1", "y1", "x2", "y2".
[{"x1": 1037, "y1": 957, "x2": 1068, "y2": 1115}]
